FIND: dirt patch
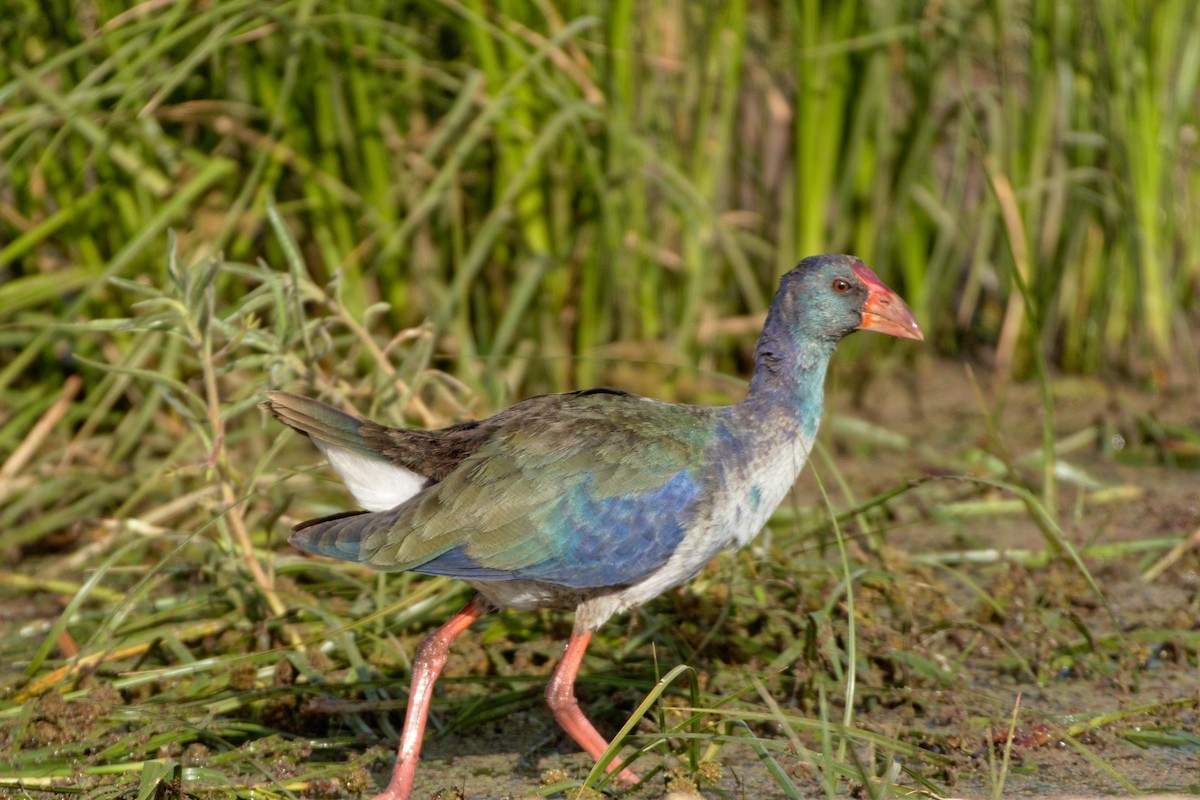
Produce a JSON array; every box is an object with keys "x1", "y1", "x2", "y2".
[{"x1": 2, "y1": 358, "x2": 1197, "y2": 798}]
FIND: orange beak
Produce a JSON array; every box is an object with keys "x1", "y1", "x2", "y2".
[{"x1": 852, "y1": 264, "x2": 924, "y2": 341}]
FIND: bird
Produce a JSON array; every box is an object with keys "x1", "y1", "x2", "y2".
[{"x1": 263, "y1": 254, "x2": 922, "y2": 800}]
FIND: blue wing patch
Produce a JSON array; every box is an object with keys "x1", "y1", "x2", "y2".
[{"x1": 411, "y1": 469, "x2": 699, "y2": 588}]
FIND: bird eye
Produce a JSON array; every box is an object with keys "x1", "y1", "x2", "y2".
[{"x1": 832, "y1": 278, "x2": 851, "y2": 293}]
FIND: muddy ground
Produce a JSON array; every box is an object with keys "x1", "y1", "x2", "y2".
[{"x1": 2, "y1": 356, "x2": 1198, "y2": 799}]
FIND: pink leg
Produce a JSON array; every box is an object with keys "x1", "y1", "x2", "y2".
[
  {"x1": 372, "y1": 596, "x2": 487, "y2": 800},
  {"x1": 545, "y1": 631, "x2": 640, "y2": 786}
]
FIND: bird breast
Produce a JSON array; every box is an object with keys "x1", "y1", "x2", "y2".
[{"x1": 573, "y1": 425, "x2": 818, "y2": 630}]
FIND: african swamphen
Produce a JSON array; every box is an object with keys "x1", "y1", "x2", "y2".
[{"x1": 264, "y1": 254, "x2": 922, "y2": 799}]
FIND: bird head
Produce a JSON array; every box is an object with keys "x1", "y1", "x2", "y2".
[{"x1": 777, "y1": 254, "x2": 923, "y2": 343}]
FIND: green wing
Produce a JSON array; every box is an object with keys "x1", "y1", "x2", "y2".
[{"x1": 359, "y1": 392, "x2": 717, "y2": 587}]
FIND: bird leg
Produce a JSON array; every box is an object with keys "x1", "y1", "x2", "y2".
[
  {"x1": 545, "y1": 630, "x2": 641, "y2": 786},
  {"x1": 372, "y1": 595, "x2": 487, "y2": 800}
]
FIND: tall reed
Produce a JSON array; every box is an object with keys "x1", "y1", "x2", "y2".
[{"x1": 2, "y1": 1, "x2": 1197, "y2": 406}]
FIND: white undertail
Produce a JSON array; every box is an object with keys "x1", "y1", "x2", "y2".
[{"x1": 313, "y1": 440, "x2": 427, "y2": 512}]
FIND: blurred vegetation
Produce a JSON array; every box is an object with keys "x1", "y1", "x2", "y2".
[
  {"x1": 2, "y1": 0, "x2": 1198, "y2": 403},
  {"x1": 2, "y1": 1, "x2": 1199, "y2": 797}
]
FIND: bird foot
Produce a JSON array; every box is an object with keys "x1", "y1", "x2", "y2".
[{"x1": 611, "y1": 764, "x2": 641, "y2": 786}]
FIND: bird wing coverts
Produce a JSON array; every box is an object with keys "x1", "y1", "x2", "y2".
[{"x1": 291, "y1": 392, "x2": 714, "y2": 589}]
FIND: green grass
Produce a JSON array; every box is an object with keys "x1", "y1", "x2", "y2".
[
  {"x1": 2, "y1": 1, "x2": 1199, "y2": 398},
  {"x1": 0, "y1": 235, "x2": 1196, "y2": 792},
  {"x1": 2, "y1": 2, "x2": 1199, "y2": 798}
]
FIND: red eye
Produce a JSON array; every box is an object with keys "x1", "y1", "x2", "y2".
[{"x1": 832, "y1": 278, "x2": 851, "y2": 293}]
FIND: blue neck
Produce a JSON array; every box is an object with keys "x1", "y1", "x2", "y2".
[{"x1": 729, "y1": 313, "x2": 836, "y2": 441}]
